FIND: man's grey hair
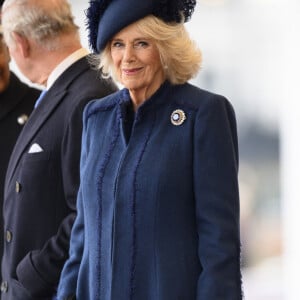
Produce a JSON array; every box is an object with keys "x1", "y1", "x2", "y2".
[{"x1": 1, "y1": 0, "x2": 79, "y2": 50}]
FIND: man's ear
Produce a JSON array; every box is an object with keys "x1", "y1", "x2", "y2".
[
  {"x1": 4, "y1": 45, "x2": 11, "y2": 63},
  {"x1": 12, "y1": 32, "x2": 30, "y2": 58}
]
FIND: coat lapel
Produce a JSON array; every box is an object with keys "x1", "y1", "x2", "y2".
[
  {"x1": 5, "y1": 56, "x2": 90, "y2": 189},
  {"x1": 5, "y1": 88, "x2": 67, "y2": 188}
]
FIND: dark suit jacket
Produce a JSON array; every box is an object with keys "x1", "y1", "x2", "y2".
[
  {"x1": 0, "y1": 73, "x2": 39, "y2": 274},
  {"x1": 1, "y1": 56, "x2": 117, "y2": 300}
]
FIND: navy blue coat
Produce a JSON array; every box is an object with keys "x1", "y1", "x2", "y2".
[
  {"x1": 58, "y1": 81, "x2": 242, "y2": 300},
  {"x1": 1, "y1": 57, "x2": 117, "y2": 300},
  {"x1": 0, "y1": 73, "x2": 39, "y2": 281}
]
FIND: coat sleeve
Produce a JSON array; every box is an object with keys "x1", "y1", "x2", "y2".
[
  {"x1": 15, "y1": 100, "x2": 88, "y2": 297},
  {"x1": 193, "y1": 95, "x2": 243, "y2": 299},
  {"x1": 56, "y1": 187, "x2": 85, "y2": 299},
  {"x1": 56, "y1": 107, "x2": 90, "y2": 299}
]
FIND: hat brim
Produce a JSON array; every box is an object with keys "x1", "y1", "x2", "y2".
[{"x1": 96, "y1": 0, "x2": 154, "y2": 52}]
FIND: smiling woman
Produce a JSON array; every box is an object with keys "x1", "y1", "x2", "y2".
[
  {"x1": 109, "y1": 23, "x2": 165, "y2": 109},
  {"x1": 69, "y1": 0, "x2": 284, "y2": 298},
  {"x1": 97, "y1": 15, "x2": 202, "y2": 110},
  {"x1": 57, "y1": 1, "x2": 243, "y2": 300}
]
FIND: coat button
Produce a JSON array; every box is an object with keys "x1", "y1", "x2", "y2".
[
  {"x1": 15, "y1": 181, "x2": 21, "y2": 193},
  {"x1": 0, "y1": 281, "x2": 8, "y2": 293},
  {"x1": 17, "y1": 114, "x2": 29, "y2": 125},
  {"x1": 6, "y1": 231, "x2": 12, "y2": 243}
]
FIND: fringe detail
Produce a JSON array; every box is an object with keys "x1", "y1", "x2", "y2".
[
  {"x1": 95, "y1": 100, "x2": 122, "y2": 299},
  {"x1": 86, "y1": 0, "x2": 111, "y2": 53},
  {"x1": 154, "y1": 0, "x2": 197, "y2": 23},
  {"x1": 86, "y1": 0, "x2": 197, "y2": 53},
  {"x1": 129, "y1": 108, "x2": 156, "y2": 299}
]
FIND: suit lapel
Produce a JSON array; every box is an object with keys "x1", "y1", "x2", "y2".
[
  {"x1": 5, "y1": 56, "x2": 90, "y2": 188},
  {"x1": 5, "y1": 88, "x2": 67, "y2": 188}
]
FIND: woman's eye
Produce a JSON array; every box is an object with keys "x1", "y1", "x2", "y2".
[
  {"x1": 112, "y1": 41, "x2": 123, "y2": 48},
  {"x1": 134, "y1": 41, "x2": 148, "y2": 48}
]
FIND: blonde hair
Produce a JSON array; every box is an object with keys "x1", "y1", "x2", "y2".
[{"x1": 91, "y1": 15, "x2": 202, "y2": 85}]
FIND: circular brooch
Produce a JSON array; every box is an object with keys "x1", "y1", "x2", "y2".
[{"x1": 170, "y1": 109, "x2": 186, "y2": 126}]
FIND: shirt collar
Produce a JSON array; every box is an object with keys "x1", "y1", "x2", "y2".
[{"x1": 46, "y1": 48, "x2": 89, "y2": 90}]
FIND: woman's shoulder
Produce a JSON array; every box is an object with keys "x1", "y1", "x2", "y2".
[
  {"x1": 168, "y1": 83, "x2": 236, "y2": 121},
  {"x1": 172, "y1": 82, "x2": 231, "y2": 110},
  {"x1": 83, "y1": 89, "x2": 126, "y2": 119}
]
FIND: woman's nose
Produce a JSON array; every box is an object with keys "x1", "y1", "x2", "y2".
[{"x1": 123, "y1": 45, "x2": 135, "y2": 62}]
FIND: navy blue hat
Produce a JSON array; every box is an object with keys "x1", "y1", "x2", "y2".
[{"x1": 86, "y1": 0, "x2": 196, "y2": 53}]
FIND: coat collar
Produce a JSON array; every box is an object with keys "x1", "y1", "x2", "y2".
[
  {"x1": 119, "y1": 80, "x2": 172, "y2": 119},
  {"x1": 5, "y1": 56, "x2": 90, "y2": 188}
]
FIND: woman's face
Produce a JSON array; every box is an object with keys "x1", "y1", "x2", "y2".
[{"x1": 110, "y1": 22, "x2": 165, "y2": 102}]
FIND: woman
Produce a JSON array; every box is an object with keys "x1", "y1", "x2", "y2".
[{"x1": 57, "y1": 0, "x2": 242, "y2": 299}]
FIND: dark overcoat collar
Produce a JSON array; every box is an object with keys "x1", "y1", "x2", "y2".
[{"x1": 5, "y1": 56, "x2": 90, "y2": 188}]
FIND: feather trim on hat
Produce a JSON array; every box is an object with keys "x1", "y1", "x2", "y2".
[
  {"x1": 86, "y1": 0, "x2": 197, "y2": 53},
  {"x1": 86, "y1": 0, "x2": 111, "y2": 53},
  {"x1": 154, "y1": 0, "x2": 197, "y2": 23}
]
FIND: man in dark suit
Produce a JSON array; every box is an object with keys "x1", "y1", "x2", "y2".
[
  {"x1": 0, "y1": 27, "x2": 40, "y2": 283},
  {"x1": 0, "y1": 0, "x2": 117, "y2": 299}
]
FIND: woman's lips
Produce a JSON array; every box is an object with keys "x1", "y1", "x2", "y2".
[{"x1": 122, "y1": 67, "x2": 143, "y2": 75}]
